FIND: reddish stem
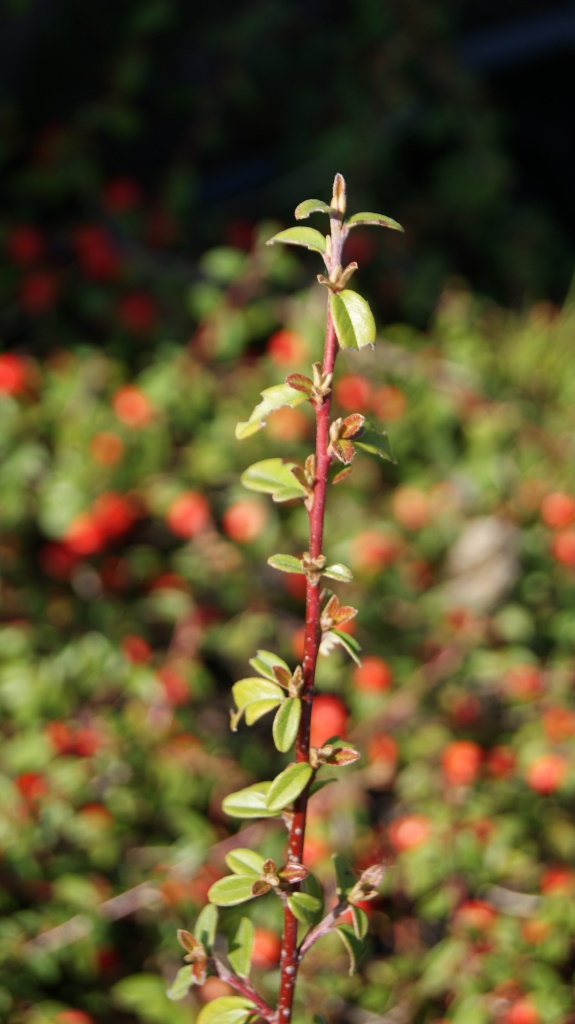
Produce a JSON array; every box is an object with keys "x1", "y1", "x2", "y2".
[{"x1": 275, "y1": 210, "x2": 346, "y2": 1023}]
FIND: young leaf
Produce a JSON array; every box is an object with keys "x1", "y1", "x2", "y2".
[
  {"x1": 245, "y1": 698, "x2": 283, "y2": 725},
  {"x1": 265, "y1": 762, "x2": 313, "y2": 812},
  {"x1": 287, "y1": 891, "x2": 323, "y2": 924},
  {"x1": 241, "y1": 459, "x2": 307, "y2": 503},
  {"x1": 228, "y1": 916, "x2": 255, "y2": 978},
  {"x1": 225, "y1": 848, "x2": 267, "y2": 876},
  {"x1": 333, "y1": 853, "x2": 357, "y2": 901},
  {"x1": 322, "y1": 563, "x2": 353, "y2": 583},
  {"x1": 267, "y1": 553, "x2": 305, "y2": 575},
  {"x1": 208, "y1": 874, "x2": 260, "y2": 907},
  {"x1": 266, "y1": 226, "x2": 327, "y2": 254},
  {"x1": 249, "y1": 649, "x2": 291, "y2": 681},
  {"x1": 235, "y1": 383, "x2": 308, "y2": 440},
  {"x1": 332, "y1": 466, "x2": 352, "y2": 485},
  {"x1": 272, "y1": 697, "x2": 302, "y2": 753},
  {"x1": 285, "y1": 373, "x2": 314, "y2": 396},
  {"x1": 167, "y1": 965, "x2": 194, "y2": 1001},
  {"x1": 330, "y1": 439, "x2": 355, "y2": 465},
  {"x1": 330, "y1": 290, "x2": 376, "y2": 350},
  {"x1": 354, "y1": 424, "x2": 397, "y2": 463},
  {"x1": 346, "y1": 211, "x2": 404, "y2": 232},
  {"x1": 194, "y1": 903, "x2": 218, "y2": 951},
  {"x1": 233, "y1": 678, "x2": 284, "y2": 710},
  {"x1": 222, "y1": 782, "x2": 278, "y2": 819},
  {"x1": 197, "y1": 996, "x2": 257, "y2": 1024},
  {"x1": 295, "y1": 198, "x2": 332, "y2": 220},
  {"x1": 335, "y1": 923, "x2": 366, "y2": 975}
]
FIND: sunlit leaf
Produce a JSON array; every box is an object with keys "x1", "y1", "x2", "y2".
[
  {"x1": 354, "y1": 424, "x2": 397, "y2": 463},
  {"x1": 228, "y1": 916, "x2": 254, "y2": 977},
  {"x1": 194, "y1": 904, "x2": 218, "y2": 951},
  {"x1": 249, "y1": 649, "x2": 291, "y2": 681},
  {"x1": 166, "y1": 965, "x2": 194, "y2": 1001},
  {"x1": 245, "y1": 698, "x2": 282, "y2": 724},
  {"x1": 267, "y1": 553, "x2": 305, "y2": 575},
  {"x1": 330, "y1": 290, "x2": 376, "y2": 350},
  {"x1": 266, "y1": 226, "x2": 327, "y2": 254},
  {"x1": 322, "y1": 563, "x2": 353, "y2": 582},
  {"x1": 225, "y1": 848, "x2": 267, "y2": 876},
  {"x1": 222, "y1": 782, "x2": 278, "y2": 819},
  {"x1": 272, "y1": 697, "x2": 302, "y2": 752},
  {"x1": 351, "y1": 904, "x2": 369, "y2": 939},
  {"x1": 197, "y1": 996, "x2": 257, "y2": 1024},
  {"x1": 241, "y1": 459, "x2": 307, "y2": 503},
  {"x1": 287, "y1": 891, "x2": 323, "y2": 924},
  {"x1": 265, "y1": 762, "x2": 313, "y2": 812},
  {"x1": 235, "y1": 384, "x2": 308, "y2": 440},
  {"x1": 347, "y1": 211, "x2": 404, "y2": 232},
  {"x1": 324, "y1": 629, "x2": 362, "y2": 665},
  {"x1": 208, "y1": 874, "x2": 260, "y2": 906},
  {"x1": 232, "y1": 677, "x2": 284, "y2": 710},
  {"x1": 295, "y1": 199, "x2": 332, "y2": 220}
]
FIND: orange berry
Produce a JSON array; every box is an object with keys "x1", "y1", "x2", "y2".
[
  {"x1": 389, "y1": 814, "x2": 430, "y2": 852},
  {"x1": 0, "y1": 353, "x2": 28, "y2": 395},
  {"x1": 334, "y1": 374, "x2": 373, "y2": 411},
  {"x1": 392, "y1": 486, "x2": 430, "y2": 530},
  {"x1": 540, "y1": 491, "x2": 575, "y2": 530},
  {"x1": 367, "y1": 734, "x2": 398, "y2": 766},
  {"x1": 525, "y1": 754, "x2": 567, "y2": 794},
  {"x1": 453, "y1": 899, "x2": 497, "y2": 932},
  {"x1": 251, "y1": 927, "x2": 281, "y2": 968},
  {"x1": 441, "y1": 740, "x2": 482, "y2": 786},
  {"x1": 353, "y1": 656, "x2": 393, "y2": 693},
  {"x1": 166, "y1": 491, "x2": 211, "y2": 538},
  {"x1": 62, "y1": 513, "x2": 105, "y2": 556},
  {"x1": 350, "y1": 529, "x2": 400, "y2": 574},
  {"x1": 552, "y1": 530, "x2": 575, "y2": 567},
  {"x1": 221, "y1": 498, "x2": 267, "y2": 543},
  {"x1": 90, "y1": 431, "x2": 124, "y2": 466},
  {"x1": 504, "y1": 664, "x2": 543, "y2": 701},
  {"x1": 266, "y1": 329, "x2": 308, "y2": 365},
  {"x1": 485, "y1": 745, "x2": 516, "y2": 779},
  {"x1": 112, "y1": 385, "x2": 154, "y2": 427},
  {"x1": 502, "y1": 997, "x2": 540, "y2": 1024},
  {"x1": 309, "y1": 693, "x2": 348, "y2": 747},
  {"x1": 371, "y1": 384, "x2": 406, "y2": 421},
  {"x1": 266, "y1": 405, "x2": 309, "y2": 441}
]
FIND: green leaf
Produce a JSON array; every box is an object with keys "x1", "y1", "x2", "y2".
[
  {"x1": 267, "y1": 553, "x2": 305, "y2": 575},
  {"x1": 245, "y1": 698, "x2": 283, "y2": 725},
  {"x1": 266, "y1": 762, "x2": 313, "y2": 812},
  {"x1": 166, "y1": 965, "x2": 193, "y2": 1001},
  {"x1": 225, "y1": 849, "x2": 267, "y2": 876},
  {"x1": 335, "y1": 923, "x2": 366, "y2": 975},
  {"x1": 294, "y1": 199, "x2": 332, "y2": 220},
  {"x1": 222, "y1": 782, "x2": 278, "y2": 819},
  {"x1": 233, "y1": 678, "x2": 284, "y2": 709},
  {"x1": 249, "y1": 649, "x2": 291, "y2": 681},
  {"x1": 322, "y1": 563, "x2": 353, "y2": 583},
  {"x1": 272, "y1": 698, "x2": 302, "y2": 752},
  {"x1": 235, "y1": 384, "x2": 309, "y2": 440},
  {"x1": 333, "y1": 853, "x2": 357, "y2": 901},
  {"x1": 351, "y1": 904, "x2": 369, "y2": 939},
  {"x1": 208, "y1": 874, "x2": 259, "y2": 907},
  {"x1": 287, "y1": 891, "x2": 323, "y2": 924},
  {"x1": 325, "y1": 629, "x2": 362, "y2": 665},
  {"x1": 330, "y1": 290, "x2": 376, "y2": 350},
  {"x1": 354, "y1": 424, "x2": 397, "y2": 464},
  {"x1": 266, "y1": 226, "x2": 327, "y2": 254},
  {"x1": 347, "y1": 211, "x2": 404, "y2": 232},
  {"x1": 228, "y1": 916, "x2": 254, "y2": 978},
  {"x1": 303, "y1": 871, "x2": 325, "y2": 921},
  {"x1": 194, "y1": 904, "x2": 218, "y2": 951},
  {"x1": 197, "y1": 996, "x2": 257, "y2": 1024},
  {"x1": 241, "y1": 459, "x2": 307, "y2": 503}
]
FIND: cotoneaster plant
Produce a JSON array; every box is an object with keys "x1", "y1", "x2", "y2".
[{"x1": 168, "y1": 174, "x2": 402, "y2": 1024}]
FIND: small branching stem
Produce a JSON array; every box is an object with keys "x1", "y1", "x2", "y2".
[
  {"x1": 211, "y1": 957, "x2": 275, "y2": 1020},
  {"x1": 275, "y1": 202, "x2": 347, "y2": 1023}
]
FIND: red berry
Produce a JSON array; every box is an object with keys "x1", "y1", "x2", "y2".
[
  {"x1": 504, "y1": 664, "x2": 543, "y2": 701},
  {"x1": 6, "y1": 225, "x2": 44, "y2": 264},
  {"x1": 92, "y1": 491, "x2": 138, "y2": 540},
  {"x1": 102, "y1": 177, "x2": 141, "y2": 212},
  {"x1": 441, "y1": 740, "x2": 482, "y2": 786},
  {"x1": 350, "y1": 529, "x2": 400, "y2": 575},
  {"x1": 333, "y1": 374, "x2": 372, "y2": 411},
  {"x1": 392, "y1": 486, "x2": 430, "y2": 530},
  {"x1": 90, "y1": 431, "x2": 124, "y2": 466},
  {"x1": 309, "y1": 694, "x2": 348, "y2": 747},
  {"x1": 251, "y1": 927, "x2": 281, "y2": 968},
  {"x1": 122, "y1": 635, "x2": 152, "y2": 663},
  {"x1": 16, "y1": 772, "x2": 48, "y2": 803},
  {"x1": 525, "y1": 754, "x2": 567, "y2": 794},
  {"x1": 552, "y1": 530, "x2": 575, "y2": 568},
  {"x1": 117, "y1": 291, "x2": 157, "y2": 333},
  {"x1": 0, "y1": 353, "x2": 28, "y2": 395},
  {"x1": 502, "y1": 997, "x2": 540, "y2": 1024},
  {"x1": 62, "y1": 513, "x2": 105, "y2": 556},
  {"x1": 541, "y1": 491, "x2": 575, "y2": 529},
  {"x1": 112, "y1": 385, "x2": 154, "y2": 427},
  {"x1": 540, "y1": 865, "x2": 575, "y2": 894},
  {"x1": 221, "y1": 499, "x2": 268, "y2": 543},
  {"x1": 353, "y1": 656, "x2": 393, "y2": 693},
  {"x1": 370, "y1": 384, "x2": 407, "y2": 421},
  {"x1": 367, "y1": 734, "x2": 398, "y2": 766},
  {"x1": 158, "y1": 666, "x2": 190, "y2": 706},
  {"x1": 388, "y1": 814, "x2": 430, "y2": 852},
  {"x1": 266, "y1": 329, "x2": 308, "y2": 366},
  {"x1": 454, "y1": 899, "x2": 497, "y2": 932},
  {"x1": 166, "y1": 491, "x2": 211, "y2": 538},
  {"x1": 485, "y1": 745, "x2": 516, "y2": 779},
  {"x1": 19, "y1": 270, "x2": 57, "y2": 313}
]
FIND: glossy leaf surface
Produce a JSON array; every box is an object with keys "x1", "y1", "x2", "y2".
[
  {"x1": 241, "y1": 458, "x2": 307, "y2": 503},
  {"x1": 225, "y1": 848, "x2": 267, "y2": 876},
  {"x1": 233, "y1": 677, "x2": 284, "y2": 709},
  {"x1": 335, "y1": 923, "x2": 366, "y2": 975},
  {"x1": 197, "y1": 996, "x2": 256, "y2": 1024},
  {"x1": 166, "y1": 965, "x2": 193, "y2": 1001},
  {"x1": 266, "y1": 226, "x2": 327, "y2": 254},
  {"x1": 330, "y1": 290, "x2": 376, "y2": 350},
  {"x1": 272, "y1": 697, "x2": 301, "y2": 752},
  {"x1": 207, "y1": 874, "x2": 259, "y2": 906},
  {"x1": 295, "y1": 198, "x2": 332, "y2": 219},
  {"x1": 222, "y1": 782, "x2": 277, "y2": 818},
  {"x1": 287, "y1": 891, "x2": 323, "y2": 924},
  {"x1": 322, "y1": 562, "x2": 353, "y2": 582},
  {"x1": 235, "y1": 383, "x2": 308, "y2": 440},
  {"x1": 249, "y1": 649, "x2": 291, "y2": 681},
  {"x1": 354, "y1": 424, "x2": 397, "y2": 463},
  {"x1": 194, "y1": 903, "x2": 218, "y2": 950},
  {"x1": 266, "y1": 762, "x2": 313, "y2": 812},
  {"x1": 228, "y1": 916, "x2": 254, "y2": 977},
  {"x1": 267, "y1": 553, "x2": 305, "y2": 575},
  {"x1": 347, "y1": 211, "x2": 404, "y2": 231}
]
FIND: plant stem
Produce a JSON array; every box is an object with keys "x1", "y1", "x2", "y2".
[{"x1": 275, "y1": 202, "x2": 346, "y2": 1024}]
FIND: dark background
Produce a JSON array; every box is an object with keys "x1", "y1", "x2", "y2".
[{"x1": 1, "y1": 0, "x2": 575, "y2": 324}]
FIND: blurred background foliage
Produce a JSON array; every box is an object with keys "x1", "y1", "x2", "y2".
[{"x1": 1, "y1": 1, "x2": 575, "y2": 1023}]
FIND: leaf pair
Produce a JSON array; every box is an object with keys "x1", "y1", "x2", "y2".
[
  {"x1": 267, "y1": 552, "x2": 353, "y2": 583},
  {"x1": 222, "y1": 761, "x2": 314, "y2": 820},
  {"x1": 231, "y1": 649, "x2": 302, "y2": 753}
]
